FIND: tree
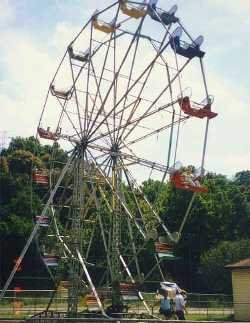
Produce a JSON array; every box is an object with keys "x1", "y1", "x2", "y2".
[
  {"x1": 200, "y1": 239, "x2": 250, "y2": 293},
  {"x1": 0, "y1": 156, "x2": 9, "y2": 174},
  {"x1": 3, "y1": 136, "x2": 40, "y2": 155},
  {"x1": 1, "y1": 136, "x2": 250, "y2": 293},
  {"x1": 234, "y1": 170, "x2": 250, "y2": 187},
  {"x1": 8, "y1": 150, "x2": 43, "y2": 175}
]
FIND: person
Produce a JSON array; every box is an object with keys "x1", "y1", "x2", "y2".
[
  {"x1": 158, "y1": 290, "x2": 172, "y2": 319},
  {"x1": 174, "y1": 289, "x2": 186, "y2": 320}
]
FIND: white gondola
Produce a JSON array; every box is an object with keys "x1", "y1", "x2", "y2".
[
  {"x1": 68, "y1": 46, "x2": 90, "y2": 63},
  {"x1": 50, "y1": 85, "x2": 73, "y2": 100}
]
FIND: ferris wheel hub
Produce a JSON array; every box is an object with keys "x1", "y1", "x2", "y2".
[
  {"x1": 110, "y1": 143, "x2": 120, "y2": 159},
  {"x1": 77, "y1": 137, "x2": 88, "y2": 150}
]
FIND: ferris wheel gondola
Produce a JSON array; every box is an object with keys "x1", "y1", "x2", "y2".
[
  {"x1": 120, "y1": 0, "x2": 147, "y2": 19},
  {"x1": 178, "y1": 95, "x2": 217, "y2": 119},
  {"x1": 148, "y1": 2, "x2": 179, "y2": 26},
  {"x1": 170, "y1": 27, "x2": 205, "y2": 59},
  {"x1": 170, "y1": 162, "x2": 208, "y2": 193},
  {"x1": 68, "y1": 46, "x2": 90, "y2": 63}
]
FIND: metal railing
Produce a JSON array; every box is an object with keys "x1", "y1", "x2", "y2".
[{"x1": 0, "y1": 290, "x2": 233, "y2": 321}]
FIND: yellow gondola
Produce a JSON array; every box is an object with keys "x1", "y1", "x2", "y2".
[
  {"x1": 120, "y1": 0, "x2": 147, "y2": 19},
  {"x1": 92, "y1": 10, "x2": 118, "y2": 34}
]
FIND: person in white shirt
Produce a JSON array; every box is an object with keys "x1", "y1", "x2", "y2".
[{"x1": 174, "y1": 290, "x2": 186, "y2": 320}]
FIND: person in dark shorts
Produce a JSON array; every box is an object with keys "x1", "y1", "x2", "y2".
[
  {"x1": 174, "y1": 290, "x2": 186, "y2": 320},
  {"x1": 159, "y1": 290, "x2": 172, "y2": 319}
]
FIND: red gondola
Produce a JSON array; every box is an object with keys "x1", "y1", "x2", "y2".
[
  {"x1": 120, "y1": 283, "x2": 139, "y2": 300},
  {"x1": 170, "y1": 170, "x2": 208, "y2": 193},
  {"x1": 155, "y1": 242, "x2": 174, "y2": 259},
  {"x1": 32, "y1": 170, "x2": 49, "y2": 185},
  {"x1": 36, "y1": 215, "x2": 50, "y2": 227},
  {"x1": 37, "y1": 127, "x2": 59, "y2": 141},
  {"x1": 178, "y1": 96, "x2": 217, "y2": 119},
  {"x1": 14, "y1": 257, "x2": 22, "y2": 272}
]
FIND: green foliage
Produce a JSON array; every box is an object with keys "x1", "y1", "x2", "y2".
[
  {"x1": 1, "y1": 136, "x2": 250, "y2": 294},
  {"x1": 200, "y1": 239, "x2": 250, "y2": 293},
  {"x1": 139, "y1": 173, "x2": 250, "y2": 292},
  {"x1": 234, "y1": 170, "x2": 250, "y2": 187},
  {"x1": 3, "y1": 136, "x2": 39, "y2": 154},
  {"x1": 8, "y1": 149, "x2": 43, "y2": 175},
  {"x1": 0, "y1": 136, "x2": 67, "y2": 289},
  {"x1": 0, "y1": 156, "x2": 9, "y2": 174}
]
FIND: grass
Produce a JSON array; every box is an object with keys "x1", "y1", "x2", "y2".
[
  {"x1": 0, "y1": 296, "x2": 233, "y2": 321},
  {"x1": 186, "y1": 313, "x2": 234, "y2": 321}
]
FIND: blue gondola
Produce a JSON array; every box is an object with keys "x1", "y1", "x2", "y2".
[
  {"x1": 148, "y1": 1, "x2": 178, "y2": 26},
  {"x1": 170, "y1": 27, "x2": 205, "y2": 59}
]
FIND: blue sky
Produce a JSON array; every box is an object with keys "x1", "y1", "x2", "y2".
[{"x1": 0, "y1": 0, "x2": 249, "y2": 177}]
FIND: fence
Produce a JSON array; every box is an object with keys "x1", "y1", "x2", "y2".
[{"x1": 0, "y1": 290, "x2": 233, "y2": 321}]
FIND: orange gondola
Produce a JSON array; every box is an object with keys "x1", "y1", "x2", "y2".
[
  {"x1": 178, "y1": 96, "x2": 217, "y2": 119},
  {"x1": 170, "y1": 170, "x2": 208, "y2": 193},
  {"x1": 85, "y1": 294, "x2": 100, "y2": 312}
]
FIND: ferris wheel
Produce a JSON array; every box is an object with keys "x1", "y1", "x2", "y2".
[{"x1": 1, "y1": 0, "x2": 218, "y2": 318}]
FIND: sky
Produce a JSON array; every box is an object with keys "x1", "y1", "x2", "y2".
[{"x1": 0, "y1": 0, "x2": 249, "y2": 179}]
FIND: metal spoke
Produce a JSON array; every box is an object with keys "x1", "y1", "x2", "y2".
[{"x1": 87, "y1": 17, "x2": 146, "y2": 139}]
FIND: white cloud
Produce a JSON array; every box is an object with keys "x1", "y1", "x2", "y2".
[
  {"x1": 0, "y1": 0, "x2": 15, "y2": 27},
  {"x1": 0, "y1": 30, "x2": 69, "y2": 137},
  {"x1": 208, "y1": 0, "x2": 250, "y2": 15},
  {"x1": 49, "y1": 22, "x2": 82, "y2": 53}
]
